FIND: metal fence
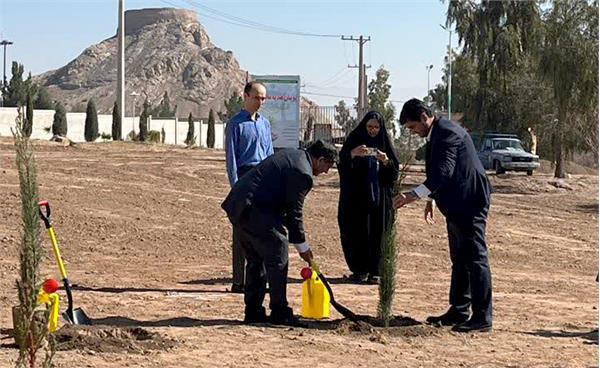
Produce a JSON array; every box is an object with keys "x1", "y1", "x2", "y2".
[{"x1": 300, "y1": 106, "x2": 347, "y2": 146}]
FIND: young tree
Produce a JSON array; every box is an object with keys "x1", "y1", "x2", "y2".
[
  {"x1": 185, "y1": 112, "x2": 195, "y2": 146},
  {"x1": 52, "y1": 102, "x2": 67, "y2": 137},
  {"x1": 12, "y1": 109, "x2": 56, "y2": 367},
  {"x1": 84, "y1": 99, "x2": 99, "y2": 142},
  {"x1": 207, "y1": 108, "x2": 216, "y2": 148},
  {"x1": 112, "y1": 101, "x2": 122, "y2": 141},
  {"x1": 367, "y1": 66, "x2": 397, "y2": 137}
]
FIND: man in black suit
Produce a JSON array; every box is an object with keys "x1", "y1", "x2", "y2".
[
  {"x1": 221, "y1": 140, "x2": 338, "y2": 326},
  {"x1": 394, "y1": 98, "x2": 493, "y2": 333}
]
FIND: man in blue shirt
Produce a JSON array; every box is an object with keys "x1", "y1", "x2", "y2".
[{"x1": 225, "y1": 81, "x2": 274, "y2": 293}]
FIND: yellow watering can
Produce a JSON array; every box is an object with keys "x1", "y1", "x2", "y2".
[
  {"x1": 300, "y1": 265, "x2": 330, "y2": 319},
  {"x1": 37, "y1": 280, "x2": 61, "y2": 333}
]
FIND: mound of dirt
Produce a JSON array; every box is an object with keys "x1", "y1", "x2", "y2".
[
  {"x1": 55, "y1": 325, "x2": 177, "y2": 354},
  {"x1": 334, "y1": 315, "x2": 441, "y2": 341}
]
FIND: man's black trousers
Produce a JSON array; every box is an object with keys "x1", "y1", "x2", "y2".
[
  {"x1": 445, "y1": 206, "x2": 493, "y2": 324},
  {"x1": 234, "y1": 223, "x2": 289, "y2": 315}
]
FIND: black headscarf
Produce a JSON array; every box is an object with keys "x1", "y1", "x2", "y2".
[{"x1": 340, "y1": 111, "x2": 399, "y2": 166}]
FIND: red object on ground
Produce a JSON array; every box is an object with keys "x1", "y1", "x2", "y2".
[
  {"x1": 300, "y1": 267, "x2": 312, "y2": 280},
  {"x1": 43, "y1": 279, "x2": 60, "y2": 293}
]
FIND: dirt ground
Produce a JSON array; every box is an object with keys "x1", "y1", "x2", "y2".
[{"x1": 0, "y1": 138, "x2": 597, "y2": 368}]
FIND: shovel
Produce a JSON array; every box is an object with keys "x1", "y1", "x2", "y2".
[
  {"x1": 310, "y1": 261, "x2": 360, "y2": 322},
  {"x1": 39, "y1": 200, "x2": 92, "y2": 325}
]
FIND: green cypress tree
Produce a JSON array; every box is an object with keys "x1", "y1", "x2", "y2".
[
  {"x1": 52, "y1": 102, "x2": 67, "y2": 137},
  {"x1": 139, "y1": 99, "x2": 149, "y2": 142},
  {"x1": 84, "y1": 99, "x2": 99, "y2": 142},
  {"x1": 12, "y1": 109, "x2": 56, "y2": 367},
  {"x1": 185, "y1": 112, "x2": 195, "y2": 146},
  {"x1": 207, "y1": 108, "x2": 215, "y2": 148},
  {"x1": 112, "y1": 101, "x2": 121, "y2": 141},
  {"x1": 24, "y1": 91, "x2": 33, "y2": 138}
]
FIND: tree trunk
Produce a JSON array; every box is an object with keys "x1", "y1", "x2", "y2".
[
  {"x1": 554, "y1": 141, "x2": 566, "y2": 178},
  {"x1": 554, "y1": 112, "x2": 567, "y2": 178}
]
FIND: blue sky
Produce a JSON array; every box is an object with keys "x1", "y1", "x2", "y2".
[{"x1": 0, "y1": 0, "x2": 455, "y2": 112}]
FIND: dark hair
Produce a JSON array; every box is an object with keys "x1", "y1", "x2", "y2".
[
  {"x1": 244, "y1": 81, "x2": 265, "y2": 95},
  {"x1": 399, "y1": 98, "x2": 432, "y2": 125},
  {"x1": 307, "y1": 140, "x2": 338, "y2": 163}
]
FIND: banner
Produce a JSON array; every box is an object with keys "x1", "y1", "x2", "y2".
[{"x1": 252, "y1": 75, "x2": 300, "y2": 148}]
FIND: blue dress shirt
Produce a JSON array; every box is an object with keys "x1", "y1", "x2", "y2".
[{"x1": 225, "y1": 110, "x2": 274, "y2": 187}]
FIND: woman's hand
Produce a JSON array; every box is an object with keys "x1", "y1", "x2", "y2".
[{"x1": 351, "y1": 145, "x2": 369, "y2": 158}]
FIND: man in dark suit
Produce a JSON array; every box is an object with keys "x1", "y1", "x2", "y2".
[
  {"x1": 221, "y1": 140, "x2": 338, "y2": 326},
  {"x1": 394, "y1": 98, "x2": 493, "y2": 333}
]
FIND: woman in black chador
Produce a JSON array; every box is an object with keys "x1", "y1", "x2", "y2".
[{"x1": 338, "y1": 111, "x2": 399, "y2": 284}]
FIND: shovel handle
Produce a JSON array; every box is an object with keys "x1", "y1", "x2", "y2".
[{"x1": 38, "y1": 200, "x2": 51, "y2": 229}]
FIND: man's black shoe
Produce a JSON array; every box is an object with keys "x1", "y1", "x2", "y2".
[
  {"x1": 269, "y1": 307, "x2": 308, "y2": 328},
  {"x1": 230, "y1": 283, "x2": 244, "y2": 293},
  {"x1": 346, "y1": 273, "x2": 368, "y2": 284},
  {"x1": 451, "y1": 319, "x2": 492, "y2": 333},
  {"x1": 244, "y1": 307, "x2": 268, "y2": 324},
  {"x1": 426, "y1": 309, "x2": 470, "y2": 326}
]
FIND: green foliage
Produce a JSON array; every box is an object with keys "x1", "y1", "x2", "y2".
[
  {"x1": 100, "y1": 132, "x2": 112, "y2": 140},
  {"x1": 139, "y1": 99, "x2": 149, "y2": 142},
  {"x1": 112, "y1": 101, "x2": 122, "y2": 141},
  {"x1": 378, "y1": 223, "x2": 397, "y2": 326},
  {"x1": 151, "y1": 91, "x2": 174, "y2": 118},
  {"x1": 12, "y1": 109, "x2": 55, "y2": 368},
  {"x1": 148, "y1": 130, "x2": 161, "y2": 143},
  {"x1": 538, "y1": 0, "x2": 598, "y2": 177},
  {"x1": 335, "y1": 100, "x2": 357, "y2": 136},
  {"x1": 51, "y1": 102, "x2": 67, "y2": 137},
  {"x1": 444, "y1": 0, "x2": 598, "y2": 177},
  {"x1": 207, "y1": 108, "x2": 216, "y2": 148},
  {"x1": 218, "y1": 92, "x2": 243, "y2": 122},
  {"x1": 367, "y1": 66, "x2": 397, "y2": 137},
  {"x1": 4, "y1": 62, "x2": 27, "y2": 107},
  {"x1": 161, "y1": 127, "x2": 166, "y2": 144},
  {"x1": 185, "y1": 112, "x2": 195, "y2": 146},
  {"x1": 24, "y1": 92, "x2": 33, "y2": 138},
  {"x1": 34, "y1": 87, "x2": 54, "y2": 110},
  {"x1": 84, "y1": 99, "x2": 99, "y2": 142}
]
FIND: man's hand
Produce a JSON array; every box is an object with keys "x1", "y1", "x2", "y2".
[
  {"x1": 424, "y1": 201, "x2": 435, "y2": 224},
  {"x1": 393, "y1": 192, "x2": 418, "y2": 209},
  {"x1": 299, "y1": 249, "x2": 314, "y2": 264},
  {"x1": 376, "y1": 149, "x2": 389, "y2": 164}
]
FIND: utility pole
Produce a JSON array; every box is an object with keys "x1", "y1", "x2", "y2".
[
  {"x1": 342, "y1": 35, "x2": 370, "y2": 119},
  {"x1": 117, "y1": 0, "x2": 125, "y2": 132},
  {"x1": 1, "y1": 39, "x2": 13, "y2": 108},
  {"x1": 440, "y1": 23, "x2": 453, "y2": 121},
  {"x1": 425, "y1": 64, "x2": 433, "y2": 106}
]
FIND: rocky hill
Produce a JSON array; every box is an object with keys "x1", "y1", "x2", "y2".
[{"x1": 35, "y1": 8, "x2": 246, "y2": 118}]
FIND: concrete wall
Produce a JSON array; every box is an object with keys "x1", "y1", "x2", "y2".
[{"x1": 0, "y1": 107, "x2": 224, "y2": 148}]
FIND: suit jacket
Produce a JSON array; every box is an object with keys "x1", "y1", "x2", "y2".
[
  {"x1": 221, "y1": 148, "x2": 314, "y2": 244},
  {"x1": 425, "y1": 118, "x2": 491, "y2": 219}
]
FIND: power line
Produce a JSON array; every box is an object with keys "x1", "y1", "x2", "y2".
[
  {"x1": 301, "y1": 90, "x2": 356, "y2": 100},
  {"x1": 164, "y1": 0, "x2": 343, "y2": 38}
]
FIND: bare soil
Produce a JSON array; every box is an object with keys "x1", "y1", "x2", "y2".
[{"x1": 0, "y1": 138, "x2": 597, "y2": 367}]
